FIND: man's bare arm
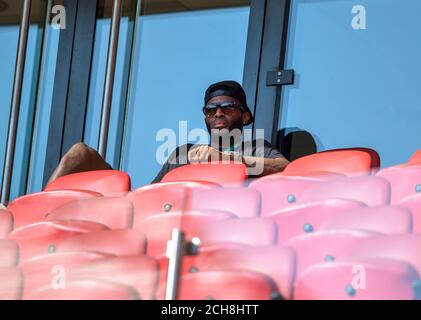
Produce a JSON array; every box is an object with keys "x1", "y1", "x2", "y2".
[{"x1": 242, "y1": 155, "x2": 290, "y2": 177}]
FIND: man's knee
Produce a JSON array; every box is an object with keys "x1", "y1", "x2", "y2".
[{"x1": 62, "y1": 143, "x2": 91, "y2": 165}]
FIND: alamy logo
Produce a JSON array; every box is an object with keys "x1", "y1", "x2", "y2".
[
  {"x1": 352, "y1": 5, "x2": 367, "y2": 30},
  {"x1": 51, "y1": 265, "x2": 66, "y2": 290},
  {"x1": 156, "y1": 121, "x2": 266, "y2": 176},
  {"x1": 351, "y1": 264, "x2": 367, "y2": 290},
  {"x1": 51, "y1": 5, "x2": 66, "y2": 30}
]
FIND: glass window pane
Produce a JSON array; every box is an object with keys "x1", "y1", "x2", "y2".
[
  {"x1": 121, "y1": 1, "x2": 250, "y2": 187},
  {"x1": 84, "y1": 0, "x2": 137, "y2": 169},
  {"x1": 0, "y1": 0, "x2": 21, "y2": 196},
  {"x1": 278, "y1": 0, "x2": 421, "y2": 167},
  {"x1": 26, "y1": 0, "x2": 62, "y2": 194},
  {"x1": 0, "y1": 0, "x2": 58, "y2": 200}
]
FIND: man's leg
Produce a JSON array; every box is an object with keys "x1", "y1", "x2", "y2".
[{"x1": 47, "y1": 143, "x2": 112, "y2": 184}]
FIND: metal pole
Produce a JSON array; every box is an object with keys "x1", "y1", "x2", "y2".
[
  {"x1": 1, "y1": 0, "x2": 32, "y2": 206},
  {"x1": 98, "y1": 0, "x2": 123, "y2": 159},
  {"x1": 25, "y1": 0, "x2": 53, "y2": 195},
  {"x1": 165, "y1": 229, "x2": 185, "y2": 300},
  {"x1": 118, "y1": 0, "x2": 142, "y2": 170}
]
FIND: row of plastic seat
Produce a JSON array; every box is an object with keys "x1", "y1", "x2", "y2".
[
  {"x1": 2, "y1": 147, "x2": 421, "y2": 299},
  {"x1": 3, "y1": 227, "x2": 421, "y2": 299}
]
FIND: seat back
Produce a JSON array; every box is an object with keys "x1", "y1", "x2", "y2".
[
  {"x1": 294, "y1": 259, "x2": 418, "y2": 300},
  {"x1": 377, "y1": 165, "x2": 421, "y2": 204},
  {"x1": 46, "y1": 197, "x2": 134, "y2": 229},
  {"x1": 161, "y1": 163, "x2": 248, "y2": 187},
  {"x1": 7, "y1": 190, "x2": 102, "y2": 228},
  {"x1": 185, "y1": 187, "x2": 261, "y2": 218},
  {"x1": 320, "y1": 206, "x2": 413, "y2": 235},
  {"x1": 0, "y1": 209, "x2": 13, "y2": 239},
  {"x1": 44, "y1": 170, "x2": 131, "y2": 196},
  {"x1": 284, "y1": 148, "x2": 380, "y2": 177},
  {"x1": 267, "y1": 199, "x2": 366, "y2": 243}
]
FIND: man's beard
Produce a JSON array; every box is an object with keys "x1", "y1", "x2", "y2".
[{"x1": 206, "y1": 118, "x2": 244, "y2": 151}]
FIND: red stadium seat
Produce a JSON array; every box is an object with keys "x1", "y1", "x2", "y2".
[
  {"x1": 69, "y1": 256, "x2": 159, "y2": 300},
  {"x1": 185, "y1": 187, "x2": 261, "y2": 218},
  {"x1": 7, "y1": 190, "x2": 102, "y2": 228},
  {"x1": 0, "y1": 240, "x2": 19, "y2": 267},
  {"x1": 26, "y1": 280, "x2": 139, "y2": 300},
  {"x1": 46, "y1": 197, "x2": 134, "y2": 229},
  {"x1": 342, "y1": 234, "x2": 421, "y2": 275},
  {"x1": 320, "y1": 206, "x2": 413, "y2": 235},
  {"x1": 8, "y1": 220, "x2": 108, "y2": 262},
  {"x1": 195, "y1": 217, "x2": 278, "y2": 247},
  {"x1": 44, "y1": 170, "x2": 131, "y2": 196},
  {"x1": 58, "y1": 229, "x2": 147, "y2": 256},
  {"x1": 265, "y1": 199, "x2": 366, "y2": 243},
  {"x1": 284, "y1": 148, "x2": 380, "y2": 177},
  {"x1": 408, "y1": 149, "x2": 421, "y2": 165},
  {"x1": 377, "y1": 165, "x2": 421, "y2": 204},
  {"x1": 285, "y1": 229, "x2": 379, "y2": 275},
  {"x1": 128, "y1": 181, "x2": 220, "y2": 219},
  {"x1": 20, "y1": 251, "x2": 112, "y2": 298},
  {"x1": 276, "y1": 171, "x2": 345, "y2": 180},
  {"x1": 159, "y1": 245, "x2": 296, "y2": 300},
  {"x1": 134, "y1": 210, "x2": 235, "y2": 256},
  {"x1": 400, "y1": 194, "x2": 421, "y2": 233},
  {"x1": 0, "y1": 268, "x2": 24, "y2": 300},
  {"x1": 300, "y1": 176, "x2": 391, "y2": 206},
  {"x1": 249, "y1": 176, "x2": 323, "y2": 215},
  {"x1": 161, "y1": 163, "x2": 248, "y2": 187},
  {"x1": 294, "y1": 258, "x2": 418, "y2": 300},
  {"x1": 0, "y1": 209, "x2": 13, "y2": 239},
  {"x1": 158, "y1": 271, "x2": 277, "y2": 300}
]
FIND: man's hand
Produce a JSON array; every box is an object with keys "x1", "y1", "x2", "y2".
[{"x1": 188, "y1": 145, "x2": 225, "y2": 164}]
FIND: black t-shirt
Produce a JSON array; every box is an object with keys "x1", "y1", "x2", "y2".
[{"x1": 151, "y1": 139, "x2": 285, "y2": 183}]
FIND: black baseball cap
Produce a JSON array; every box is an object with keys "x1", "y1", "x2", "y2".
[{"x1": 204, "y1": 80, "x2": 254, "y2": 126}]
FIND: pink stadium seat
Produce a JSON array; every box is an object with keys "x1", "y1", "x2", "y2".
[
  {"x1": 300, "y1": 176, "x2": 391, "y2": 206},
  {"x1": 249, "y1": 176, "x2": 323, "y2": 215},
  {"x1": 285, "y1": 229, "x2": 379, "y2": 275},
  {"x1": 58, "y1": 230, "x2": 147, "y2": 256},
  {"x1": 342, "y1": 234, "x2": 421, "y2": 275},
  {"x1": 8, "y1": 220, "x2": 108, "y2": 262},
  {"x1": 69, "y1": 256, "x2": 159, "y2": 300},
  {"x1": 294, "y1": 258, "x2": 419, "y2": 300},
  {"x1": 7, "y1": 190, "x2": 102, "y2": 228},
  {"x1": 0, "y1": 240, "x2": 19, "y2": 267},
  {"x1": 134, "y1": 210, "x2": 235, "y2": 256},
  {"x1": 161, "y1": 163, "x2": 248, "y2": 187},
  {"x1": 408, "y1": 149, "x2": 421, "y2": 165},
  {"x1": 159, "y1": 245, "x2": 296, "y2": 300},
  {"x1": 0, "y1": 268, "x2": 24, "y2": 300},
  {"x1": 128, "y1": 181, "x2": 220, "y2": 219},
  {"x1": 0, "y1": 209, "x2": 13, "y2": 238},
  {"x1": 400, "y1": 194, "x2": 421, "y2": 233},
  {"x1": 185, "y1": 187, "x2": 261, "y2": 218},
  {"x1": 285, "y1": 148, "x2": 380, "y2": 176},
  {"x1": 266, "y1": 199, "x2": 366, "y2": 243},
  {"x1": 284, "y1": 148, "x2": 380, "y2": 177},
  {"x1": 159, "y1": 271, "x2": 276, "y2": 300},
  {"x1": 377, "y1": 165, "x2": 421, "y2": 204},
  {"x1": 320, "y1": 206, "x2": 413, "y2": 235},
  {"x1": 195, "y1": 217, "x2": 278, "y2": 247},
  {"x1": 46, "y1": 197, "x2": 134, "y2": 229},
  {"x1": 277, "y1": 171, "x2": 345, "y2": 180},
  {"x1": 20, "y1": 251, "x2": 112, "y2": 297},
  {"x1": 26, "y1": 280, "x2": 139, "y2": 300},
  {"x1": 44, "y1": 170, "x2": 131, "y2": 196}
]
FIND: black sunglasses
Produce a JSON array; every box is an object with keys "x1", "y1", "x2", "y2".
[{"x1": 203, "y1": 101, "x2": 244, "y2": 117}]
